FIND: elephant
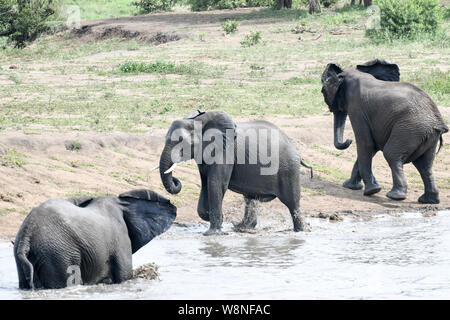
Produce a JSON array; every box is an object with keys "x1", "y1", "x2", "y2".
[
  {"x1": 14, "y1": 189, "x2": 176, "y2": 289},
  {"x1": 157, "y1": 110, "x2": 313, "y2": 235},
  {"x1": 321, "y1": 58, "x2": 448, "y2": 204}
]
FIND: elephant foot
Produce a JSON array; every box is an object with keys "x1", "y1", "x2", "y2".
[
  {"x1": 292, "y1": 217, "x2": 311, "y2": 232},
  {"x1": 233, "y1": 226, "x2": 257, "y2": 234},
  {"x1": 343, "y1": 179, "x2": 363, "y2": 190},
  {"x1": 203, "y1": 228, "x2": 228, "y2": 236},
  {"x1": 233, "y1": 220, "x2": 257, "y2": 231},
  {"x1": 363, "y1": 183, "x2": 382, "y2": 196},
  {"x1": 386, "y1": 189, "x2": 407, "y2": 201},
  {"x1": 418, "y1": 192, "x2": 440, "y2": 204}
]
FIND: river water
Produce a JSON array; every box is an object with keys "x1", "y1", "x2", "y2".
[{"x1": 1, "y1": 210, "x2": 449, "y2": 299}]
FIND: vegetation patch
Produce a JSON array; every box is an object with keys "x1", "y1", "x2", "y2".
[{"x1": 119, "y1": 60, "x2": 203, "y2": 76}]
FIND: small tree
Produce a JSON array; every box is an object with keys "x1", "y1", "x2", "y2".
[
  {"x1": 0, "y1": 0, "x2": 55, "y2": 48},
  {"x1": 308, "y1": 0, "x2": 321, "y2": 14}
]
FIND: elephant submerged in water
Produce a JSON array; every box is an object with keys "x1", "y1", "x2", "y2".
[
  {"x1": 156, "y1": 110, "x2": 313, "y2": 235},
  {"x1": 321, "y1": 59, "x2": 448, "y2": 203},
  {"x1": 14, "y1": 189, "x2": 176, "y2": 289}
]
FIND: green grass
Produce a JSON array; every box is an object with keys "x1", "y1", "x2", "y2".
[
  {"x1": 118, "y1": 60, "x2": 205, "y2": 76},
  {"x1": 59, "y1": 0, "x2": 137, "y2": 20},
  {"x1": 0, "y1": 149, "x2": 28, "y2": 168},
  {"x1": 0, "y1": 6, "x2": 448, "y2": 133}
]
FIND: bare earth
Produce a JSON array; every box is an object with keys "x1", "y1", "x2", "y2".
[{"x1": 0, "y1": 8, "x2": 449, "y2": 240}]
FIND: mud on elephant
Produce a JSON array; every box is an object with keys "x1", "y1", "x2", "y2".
[
  {"x1": 156, "y1": 110, "x2": 313, "y2": 235},
  {"x1": 321, "y1": 59, "x2": 448, "y2": 204}
]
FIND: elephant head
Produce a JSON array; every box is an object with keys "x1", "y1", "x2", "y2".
[
  {"x1": 68, "y1": 189, "x2": 177, "y2": 254},
  {"x1": 321, "y1": 59, "x2": 400, "y2": 150},
  {"x1": 158, "y1": 110, "x2": 236, "y2": 195}
]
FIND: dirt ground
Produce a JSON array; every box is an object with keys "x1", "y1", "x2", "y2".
[
  {"x1": 0, "y1": 8, "x2": 449, "y2": 240},
  {"x1": 1, "y1": 112, "x2": 449, "y2": 240}
]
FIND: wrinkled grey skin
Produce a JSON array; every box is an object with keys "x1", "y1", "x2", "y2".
[
  {"x1": 160, "y1": 110, "x2": 311, "y2": 235},
  {"x1": 321, "y1": 59, "x2": 448, "y2": 204},
  {"x1": 14, "y1": 189, "x2": 176, "y2": 290}
]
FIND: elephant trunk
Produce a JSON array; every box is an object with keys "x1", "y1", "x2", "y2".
[
  {"x1": 333, "y1": 111, "x2": 352, "y2": 150},
  {"x1": 159, "y1": 144, "x2": 182, "y2": 195}
]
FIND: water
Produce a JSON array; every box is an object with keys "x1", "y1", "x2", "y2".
[{"x1": 1, "y1": 210, "x2": 449, "y2": 299}]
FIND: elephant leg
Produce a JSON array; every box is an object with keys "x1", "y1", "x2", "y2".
[
  {"x1": 235, "y1": 197, "x2": 258, "y2": 230},
  {"x1": 203, "y1": 165, "x2": 233, "y2": 236},
  {"x1": 357, "y1": 149, "x2": 381, "y2": 196},
  {"x1": 383, "y1": 134, "x2": 411, "y2": 201},
  {"x1": 413, "y1": 146, "x2": 440, "y2": 204},
  {"x1": 197, "y1": 171, "x2": 210, "y2": 222},
  {"x1": 278, "y1": 174, "x2": 307, "y2": 232},
  {"x1": 343, "y1": 160, "x2": 363, "y2": 190},
  {"x1": 111, "y1": 252, "x2": 132, "y2": 284}
]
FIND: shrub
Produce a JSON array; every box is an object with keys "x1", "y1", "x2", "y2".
[
  {"x1": 222, "y1": 20, "x2": 239, "y2": 34},
  {"x1": 133, "y1": 0, "x2": 177, "y2": 13},
  {"x1": 0, "y1": 0, "x2": 56, "y2": 48},
  {"x1": 188, "y1": 0, "x2": 272, "y2": 11},
  {"x1": 119, "y1": 61, "x2": 202, "y2": 76},
  {"x1": 367, "y1": 0, "x2": 442, "y2": 41},
  {"x1": 241, "y1": 30, "x2": 262, "y2": 47}
]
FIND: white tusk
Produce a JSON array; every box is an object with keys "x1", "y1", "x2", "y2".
[
  {"x1": 164, "y1": 163, "x2": 177, "y2": 174},
  {"x1": 151, "y1": 165, "x2": 159, "y2": 171}
]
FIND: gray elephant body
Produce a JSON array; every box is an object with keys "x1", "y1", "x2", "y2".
[
  {"x1": 321, "y1": 59, "x2": 448, "y2": 203},
  {"x1": 159, "y1": 111, "x2": 310, "y2": 235},
  {"x1": 14, "y1": 189, "x2": 176, "y2": 289}
]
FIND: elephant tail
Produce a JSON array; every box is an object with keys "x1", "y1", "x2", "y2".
[
  {"x1": 15, "y1": 237, "x2": 35, "y2": 290},
  {"x1": 300, "y1": 159, "x2": 314, "y2": 179},
  {"x1": 437, "y1": 133, "x2": 444, "y2": 155}
]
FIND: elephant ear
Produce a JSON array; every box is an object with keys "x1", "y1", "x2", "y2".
[
  {"x1": 197, "y1": 111, "x2": 237, "y2": 150},
  {"x1": 321, "y1": 63, "x2": 345, "y2": 112},
  {"x1": 67, "y1": 196, "x2": 93, "y2": 208},
  {"x1": 356, "y1": 59, "x2": 400, "y2": 81},
  {"x1": 119, "y1": 189, "x2": 177, "y2": 254},
  {"x1": 184, "y1": 109, "x2": 206, "y2": 120}
]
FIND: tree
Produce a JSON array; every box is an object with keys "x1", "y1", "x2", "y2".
[
  {"x1": 308, "y1": 0, "x2": 321, "y2": 14},
  {"x1": 276, "y1": 0, "x2": 292, "y2": 10},
  {"x1": 0, "y1": 0, "x2": 55, "y2": 48}
]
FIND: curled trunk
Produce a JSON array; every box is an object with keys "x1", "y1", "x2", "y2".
[
  {"x1": 333, "y1": 111, "x2": 352, "y2": 150},
  {"x1": 159, "y1": 144, "x2": 182, "y2": 194}
]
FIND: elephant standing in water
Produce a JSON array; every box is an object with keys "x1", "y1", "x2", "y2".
[
  {"x1": 157, "y1": 110, "x2": 313, "y2": 235},
  {"x1": 14, "y1": 189, "x2": 176, "y2": 289},
  {"x1": 321, "y1": 59, "x2": 448, "y2": 203}
]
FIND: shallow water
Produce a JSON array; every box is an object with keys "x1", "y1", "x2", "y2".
[{"x1": 1, "y1": 210, "x2": 449, "y2": 299}]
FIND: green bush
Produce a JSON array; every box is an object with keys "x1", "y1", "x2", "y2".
[
  {"x1": 133, "y1": 0, "x2": 177, "y2": 13},
  {"x1": 367, "y1": 0, "x2": 442, "y2": 41},
  {"x1": 222, "y1": 20, "x2": 239, "y2": 34},
  {"x1": 0, "y1": 0, "x2": 56, "y2": 48},
  {"x1": 241, "y1": 30, "x2": 262, "y2": 47},
  {"x1": 188, "y1": 0, "x2": 272, "y2": 11},
  {"x1": 119, "y1": 61, "x2": 202, "y2": 76}
]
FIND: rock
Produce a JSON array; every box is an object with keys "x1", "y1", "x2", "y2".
[
  {"x1": 422, "y1": 210, "x2": 437, "y2": 217},
  {"x1": 318, "y1": 212, "x2": 328, "y2": 219},
  {"x1": 329, "y1": 213, "x2": 344, "y2": 222}
]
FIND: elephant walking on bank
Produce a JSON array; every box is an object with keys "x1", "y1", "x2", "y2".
[
  {"x1": 157, "y1": 110, "x2": 312, "y2": 235},
  {"x1": 14, "y1": 189, "x2": 176, "y2": 289},
  {"x1": 321, "y1": 59, "x2": 448, "y2": 203}
]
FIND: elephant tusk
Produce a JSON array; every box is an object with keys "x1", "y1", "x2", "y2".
[
  {"x1": 164, "y1": 163, "x2": 178, "y2": 174},
  {"x1": 151, "y1": 165, "x2": 159, "y2": 171}
]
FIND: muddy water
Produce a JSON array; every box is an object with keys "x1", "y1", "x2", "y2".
[{"x1": 1, "y1": 210, "x2": 449, "y2": 299}]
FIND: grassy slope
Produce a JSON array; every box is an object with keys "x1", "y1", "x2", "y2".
[{"x1": 0, "y1": 5, "x2": 448, "y2": 133}]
